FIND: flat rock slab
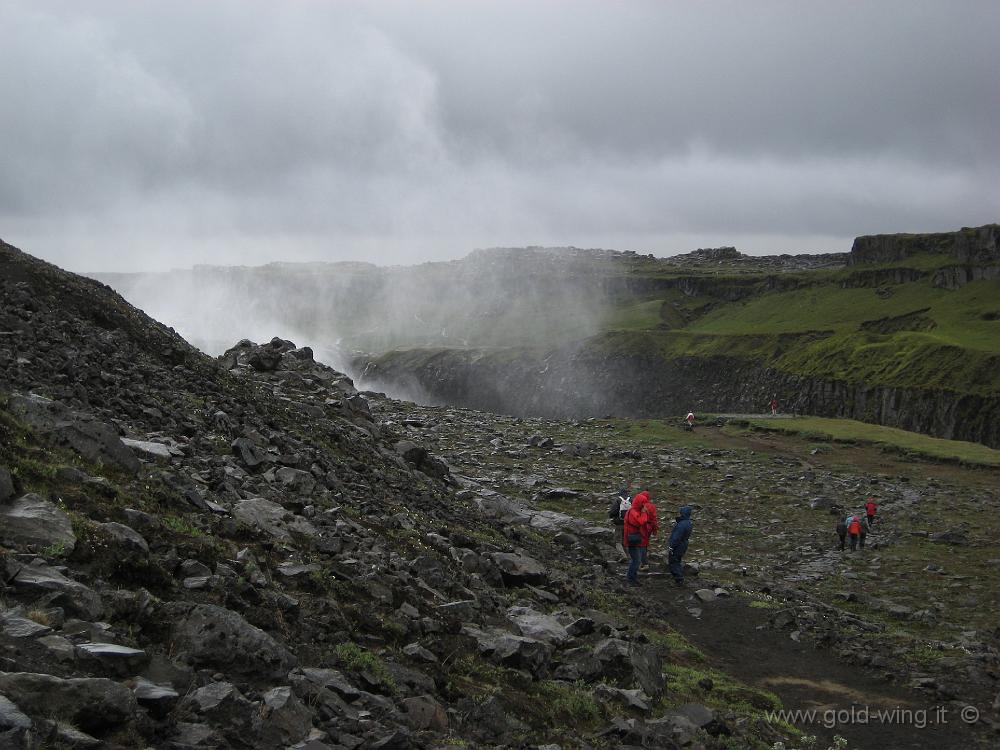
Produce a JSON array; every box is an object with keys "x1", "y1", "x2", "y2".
[
  {"x1": 37, "y1": 634, "x2": 76, "y2": 661},
  {"x1": 0, "y1": 671, "x2": 137, "y2": 735},
  {"x1": 121, "y1": 438, "x2": 173, "y2": 462},
  {"x1": 166, "y1": 603, "x2": 296, "y2": 679},
  {"x1": 1, "y1": 615, "x2": 52, "y2": 639},
  {"x1": 8, "y1": 394, "x2": 140, "y2": 474},
  {"x1": 506, "y1": 606, "x2": 569, "y2": 645},
  {"x1": 0, "y1": 493, "x2": 76, "y2": 552},
  {"x1": 7, "y1": 561, "x2": 104, "y2": 619},
  {"x1": 232, "y1": 498, "x2": 319, "y2": 541},
  {"x1": 76, "y1": 642, "x2": 146, "y2": 658},
  {"x1": 276, "y1": 563, "x2": 322, "y2": 578}
]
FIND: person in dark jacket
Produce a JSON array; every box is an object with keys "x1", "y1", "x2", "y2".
[
  {"x1": 623, "y1": 492, "x2": 654, "y2": 585},
  {"x1": 667, "y1": 505, "x2": 693, "y2": 585},
  {"x1": 835, "y1": 517, "x2": 848, "y2": 551}
]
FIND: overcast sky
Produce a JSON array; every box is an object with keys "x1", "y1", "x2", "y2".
[{"x1": 1, "y1": 0, "x2": 998, "y2": 272}]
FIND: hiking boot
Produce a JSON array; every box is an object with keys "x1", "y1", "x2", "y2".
[{"x1": 674, "y1": 578, "x2": 685, "y2": 587}]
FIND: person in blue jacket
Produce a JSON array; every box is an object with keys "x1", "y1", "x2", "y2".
[{"x1": 667, "y1": 505, "x2": 693, "y2": 586}]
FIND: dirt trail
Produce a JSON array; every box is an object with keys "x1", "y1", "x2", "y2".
[{"x1": 658, "y1": 589, "x2": 982, "y2": 750}]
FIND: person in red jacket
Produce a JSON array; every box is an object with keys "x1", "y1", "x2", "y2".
[
  {"x1": 640, "y1": 495, "x2": 659, "y2": 570},
  {"x1": 623, "y1": 491, "x2": 654, "y2": 585},
  {"x1": 865, "y1": 497, "x2": 878, "y2": 527}
]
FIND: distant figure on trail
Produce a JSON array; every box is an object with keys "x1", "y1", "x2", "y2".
[
  {"x1": 770, "y1": 396, "x2": 778, "y2": 415},
  {"x1": 640, "y1": 494, "x2": 659, "y2": 570},
  {"x1": 835, "y1": 517, "x2": 848, "y2": 551},
  {"x1": 667, "y1": 505, "x2": 693, "y2": 586},
  {"x1": 865, "y1": 497, "x2": 878, "y2": 527},
  {"x1": 623, "y1": 491, "x2": 654, "y2": 586},
  {"x1": 685, "y1": 411, "x2": 696, "y2": 430}
]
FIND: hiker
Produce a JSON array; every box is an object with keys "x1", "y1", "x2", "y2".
[
  {"x1": 858, "y1": 513, "x2": 870, "y2": 550},
  {"x1": 770, "y1": 396, "x2": 778, "y2": 415},
  {"x1": 667, "y1": 505, "x2": 693, "y2": 586},
  {"x1": 847, "y1": 513, "x2": 862, "y2": 551},
  {"x1": 685, "y1": 411, "x2": 696, "y2": 430},
  {"x1": 835, "y1": 517, "x2": 848, "y2": 551},
  {"x1": 865, "y1": 497, "x2": 878, "y2": 527},
  {"x1": 640, "y1": 493, "x2": 659, "y2": 570},
  {"x1": 623, "y1": 491, "x2": 654, "y2": 585},
  {"x1": 608, "y1": 485, "x2": 631, "y2": 558}
]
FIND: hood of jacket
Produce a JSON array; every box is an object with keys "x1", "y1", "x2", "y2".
[
  {"x1": 632, "y1": 491, "x2": 650, "y2": 510},
  {"x1": 678, "y1": 505, "x2": 692, "y2": 520}
]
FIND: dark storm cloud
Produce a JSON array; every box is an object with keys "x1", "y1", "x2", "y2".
[{"x1": 0, "y1": 0, "x2": 997, "y2": 270}]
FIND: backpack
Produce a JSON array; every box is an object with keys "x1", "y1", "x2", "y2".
[{"x1": 618, "y1": 495, "x2": 632, "y2": 522}]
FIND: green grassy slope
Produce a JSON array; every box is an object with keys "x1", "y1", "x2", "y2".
[
  {"x1": 584, "y1": 255, "x2": 1000, "y2": 395},
  {"x1": 687, "y1": 278, "x2": 1000, "y2": 351}
]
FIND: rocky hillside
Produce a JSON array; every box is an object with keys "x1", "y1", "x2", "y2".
[
  {"x1": 0, "y1": 239, "x2": 826, "y2": 749},
  {"x1": 2, "y1": 239, "x2": 996, "y2": 749}
]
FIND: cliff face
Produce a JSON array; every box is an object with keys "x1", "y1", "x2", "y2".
[
  {"x1": 848, "y1": 224, "x2": 1000, "y2": 265},
  {"x1": 360, "y1": 348, "x2": 1000, "y2": 449}
]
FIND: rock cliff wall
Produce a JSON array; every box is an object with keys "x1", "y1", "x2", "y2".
[
  {"x1": 360, "y1": 349, "x2": 1000, "y2": 449},
  {"x1": 849, "y1": 224, "x2": 1000, "y2": 266}
]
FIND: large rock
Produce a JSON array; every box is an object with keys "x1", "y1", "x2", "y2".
[
  {"x1": 181, "y1": 681, "x2": 258, "y2": 743},
  {"x1": 75, "y1": 642, "x2": 149, "y2": 677},
  {"x1": 462, "y1": 625, "x2": 552, "y2": 678},
  {"x1": 131, "y1": 677, "x2": 180, "y2": 718},
  {"x1": 275, "y1": 467, "x2": 317, "y2": 495},
  {"x1": 0, "y1": 493, "x2": 76, "y2": 553},
  {"x1": 5, "y1": 560, "x2": 103, "y2": 619},
  {"x1": 592, "y1": 639, "x2": 665, "y2": 698},
  {"x1": 487, "y1": 552, "x2": 547, "y2": 586},
  {"x1": 394, "y1": 441, "x2": 450, "y2": 480},
  {"x1": 0, "y1": 672, "x2": 137, "y2": 735},
  {"x1": 233, "y1": 498, "x2": 319, "y2": 541},
  {"x1": 167, "y1": 603, "x2": 297, "y2": 679},
  {"x1": 8, "y1": 394, "x2": 140, "y2": 474},
  {"x1": 506, "y1": 606, "x2": 570, "y2": 645},
  {"x1": 98, "y1": 522, "x2": 149, "y2": 554},
  {"x1": 231, "y1": 437, "x2": 270, "y2": 470},
  {"x1": 259, "y1": 687, "x2": 313, "y2": 747},
  {"x1": 457, "y1": 694, "x2": 529, "y2": 745},
  {"x1": 403, "y1": 694, "x2": 448, "y2": 732},
  {"x1": 121, "y1": 438, "x2": 173, "y2": 463}
]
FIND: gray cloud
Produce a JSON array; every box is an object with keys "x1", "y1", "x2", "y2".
[{"x1": 1, "y1": 0, "x2": 997, "y2": 271}]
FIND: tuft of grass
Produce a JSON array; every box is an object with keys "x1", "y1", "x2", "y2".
[
  {"x1": 537, "y1": 680, "x2": 602, "y2": 725},
  {"x1": 27, "y1": 609, "x2": 53, "y2": 627},
  {"x1": 333, "y1": 642, "x2": 397, "y2": 693},
  {"x1": 40, "y1": 540, "x2": 68, "y2": 558},
  {"x1": 162, "y1": 515, "x2": 204, "y2": 537}
]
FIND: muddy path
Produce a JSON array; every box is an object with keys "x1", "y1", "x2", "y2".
[{"x1": 656, "y1": 587, "x2": 983, "y2": 750}]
